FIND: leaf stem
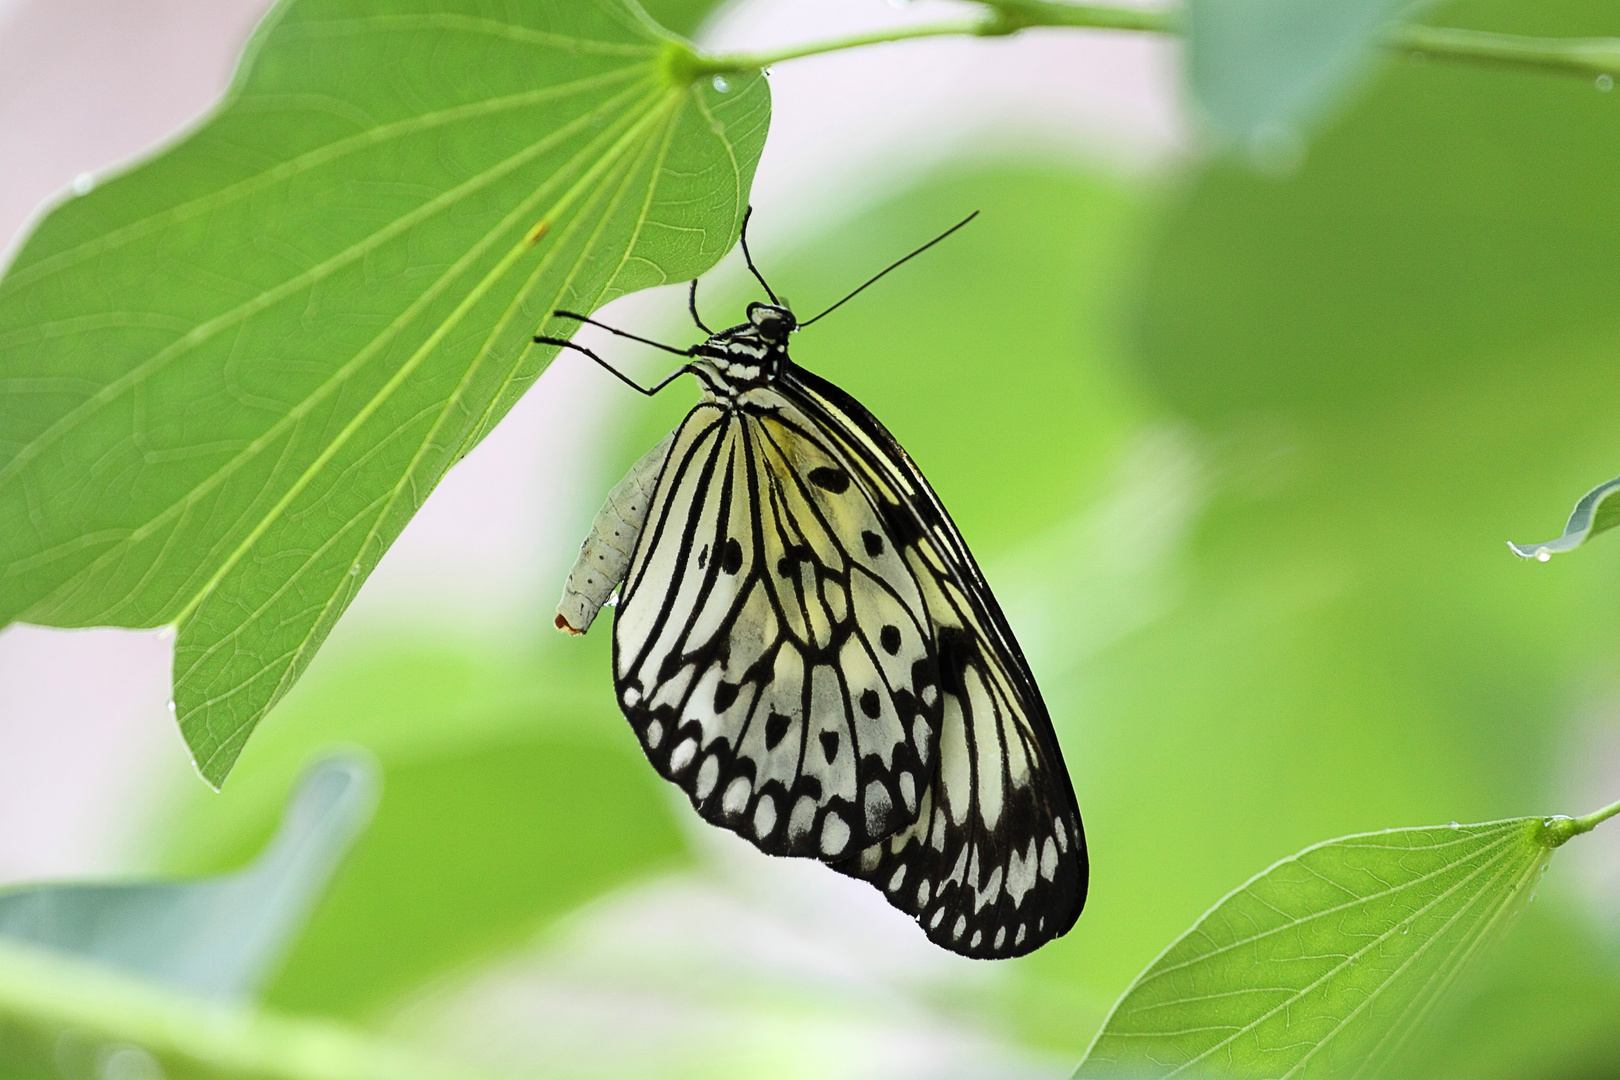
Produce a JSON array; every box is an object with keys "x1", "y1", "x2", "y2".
[
  {"x1": 680, "y1": 1, "x2": 1620, "y2": 84},
  {"x1": 1389, "y1": 25, "x2": 1620, "y2": 78},
  {"x1": 1540, "y1": 796, "x2": 1620, "y2": 848},
  {"x1": 686, "y1": 2, "x2": 1177, "y2": 76}
]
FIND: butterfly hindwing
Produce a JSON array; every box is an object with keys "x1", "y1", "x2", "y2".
[
  {"x1": 784, "y1": 368, "x2": 1088, "y2": 959},
  {"x1": 613, "y1": 396, "x2": 942, "y2": 860}
]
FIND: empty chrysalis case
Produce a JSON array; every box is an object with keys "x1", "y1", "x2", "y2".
[{"x1": 556, "y1": 431, "x2": 674, "y2": 635}]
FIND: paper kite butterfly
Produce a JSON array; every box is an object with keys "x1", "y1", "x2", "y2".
[{"x1": 535, "y1": 211, "x2": 1086, "y2": 959}]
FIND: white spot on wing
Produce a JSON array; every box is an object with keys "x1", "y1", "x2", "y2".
[
  {"x1": 1006, "y1": 838, "x2": 1038, "y2": 907},
  {"x1": 669, "y1": 738, "x2": 698, "y2": 774},
  {"x1": 864, "y1": 781, "x2": 892, "y2": 835},
  {"x1": 753, "y1": 795, "x2": 777, "y2": 838},
  {"x1": 788, "y1": 795, "x2": 817, "y2": 841},
  {"x1": 1040, "y1": 837, "x2": 1058, "y2": 881},
  {"x1": 645, "y1": 719, "x2": 663, "y2": 748},
  {"x1": 696, "y1": 755, "x2": 720, "y2": 800},
  {"x1": 820, "y1": 812, "x2": 850, "y2": 856},
  {"x1": 722, "y1": 776, "x2": 751, "y2": 815}
]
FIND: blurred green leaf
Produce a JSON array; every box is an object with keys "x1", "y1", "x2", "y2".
[
  {"x1": 1048, "y1": 2, "x2": 1620, "y2": 1068},
  {"x1": 1507, "y1": 473, "x2": 1620, "y2": 560},
  {"x1": 0, "y1": 0, "x2": 768, "y2": 787},
  {"x1": 0, "y1": 940, "x2": 498, "y2": 1080},
  {"x1": 158, "y1": 637, "x2": 690, "y2": 1019},
  {"x1": 1186, "y1": 0, "x2": 1408, "y2": 149},
  {"x1": 1076, "y1": 816, "x2": 1564, "y2": 1080},
  {"x1": 0, "y1": 755, "x2": 374, "y2": 1002}
]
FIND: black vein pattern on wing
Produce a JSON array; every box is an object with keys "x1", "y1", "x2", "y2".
[
  {"x1": 777, "y1": 366, "x2": 1089, "y2": 960},
  {"x1": 613, "y1": 396, "x2": 941, "y2": 861},
  {"x1": 752, "y1": 412, "x2": 943, "y2": 832}
]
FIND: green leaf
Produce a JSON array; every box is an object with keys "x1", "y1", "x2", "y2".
[
  {"x1": 1507, "y1": 473, "x2": 1620, "y2": 560},
  {"x1": 0, "y1": 754, "x2": 374, "y2": 1002},
  {"x1": 1075, "y1": 815, "x2": 1579, "y2": 1080},
  {"x1": 0, "y1": 940, "x2": 499, "y2": 1080},
  {"x1": 0, "y1": 0, "x2": 769, "y2": 787},
  {"x1": 1186, "y1": 0, "x2": 1408, "y2": 149}
]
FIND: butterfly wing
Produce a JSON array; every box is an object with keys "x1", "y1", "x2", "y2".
[
  {"x1": 612, "y1": 397, "x2": 942, "y2": 861},
  {"x1": 783, "y1": 366, "x2": 1088, "y2": 960}
]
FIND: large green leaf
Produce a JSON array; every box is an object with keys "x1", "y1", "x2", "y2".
[
  {"x1": 1075, "y1": 812, "x2": 1610, "y2": 1079},
  {"x1": 0, "y1": 0, "x2": 769, "y2": 786}
]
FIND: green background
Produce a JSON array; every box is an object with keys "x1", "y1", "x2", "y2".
[{"x1": 11, "y1": 0, "x2": 1620, "y2": 1075}]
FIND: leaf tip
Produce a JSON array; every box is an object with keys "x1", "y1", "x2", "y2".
[{"x1": 1507, "y1": 540, "x2": 1555, "y2": 562}]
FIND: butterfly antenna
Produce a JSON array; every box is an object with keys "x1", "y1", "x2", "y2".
[
  {"x1": 801, "y1": 211, "x2": 980, "y2": 328},
  {"x1": 739, "y1": 206, "x2": 781, "y2": 306}
]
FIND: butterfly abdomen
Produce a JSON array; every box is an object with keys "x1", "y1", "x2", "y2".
[{"x1": 556, "y1": 430, "x2": 675, "y2": 635}]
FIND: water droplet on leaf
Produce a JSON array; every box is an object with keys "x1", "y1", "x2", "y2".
[
  {"x1": 1536, "y1": 549, "x2": 1552, "y2": 562},
  {"x1": 72, "y1": 173, "x2": 94, "y2": 196},
  {"x1": 1598, "y1": 74, "x2": 1613, "y2": 91},
  {"x1": 712, "y1": 75, "x2": 730, "y2": 93}
]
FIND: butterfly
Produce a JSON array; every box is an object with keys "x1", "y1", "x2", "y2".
[{"x1": 537, "y1": 211, "x2": 1086, "y2": 959}]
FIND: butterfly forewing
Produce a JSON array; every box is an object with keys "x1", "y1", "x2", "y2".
[
  {"x1": 784, "y1": 368, "x2": 1088, "y2": 959},
  {"x1": 613, "y1": 396, "x2": 942, "y2": 861}
]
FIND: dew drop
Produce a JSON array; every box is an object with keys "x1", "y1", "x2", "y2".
[
  {"x1": 711, "y1": 75, "x2": 730, "y2": 93},
  {"x1": 166, "y1": 700, "x2": 176, "y2": 714},
  {"x1": 71, "y1": 172, "x2": 94, "y2": 196},
  {"x1": 1448, "y1": 820, "x2": 1459, "y2": 829},
  {"x1": 1599, "y1": 74, "x2": 1614, "y2": 92},
  {"x1": 349, "y1": 564, "x2": 359, "y2": 575}
]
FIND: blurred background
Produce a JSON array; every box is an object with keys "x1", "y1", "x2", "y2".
[{"x1": 3, "y1": 0, "x2": 1620, "y2": 1077}]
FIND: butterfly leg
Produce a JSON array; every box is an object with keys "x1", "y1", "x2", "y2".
[
  {"x1": 533, "y1": 335, "x2": 690, "y2": 398},
  {"x1": 688, "y1": 279, "x2": 713, "y2": 334}
]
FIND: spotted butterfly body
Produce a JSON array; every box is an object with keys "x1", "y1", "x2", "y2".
[{"x1": 556, "y1": 301, "x2": 1087, "y2": 959}]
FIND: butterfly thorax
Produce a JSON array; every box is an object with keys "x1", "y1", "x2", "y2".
[{"x1": 689, "y1": 302, "x2": 796, "y2": 403}]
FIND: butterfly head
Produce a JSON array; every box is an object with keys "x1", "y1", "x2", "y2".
[
  {"x1": 690, "y1": 302, "x2": 799, "y2": 398},
  {"x1": 746, "y1": 302, "x2": 796, "y2": 345}
]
